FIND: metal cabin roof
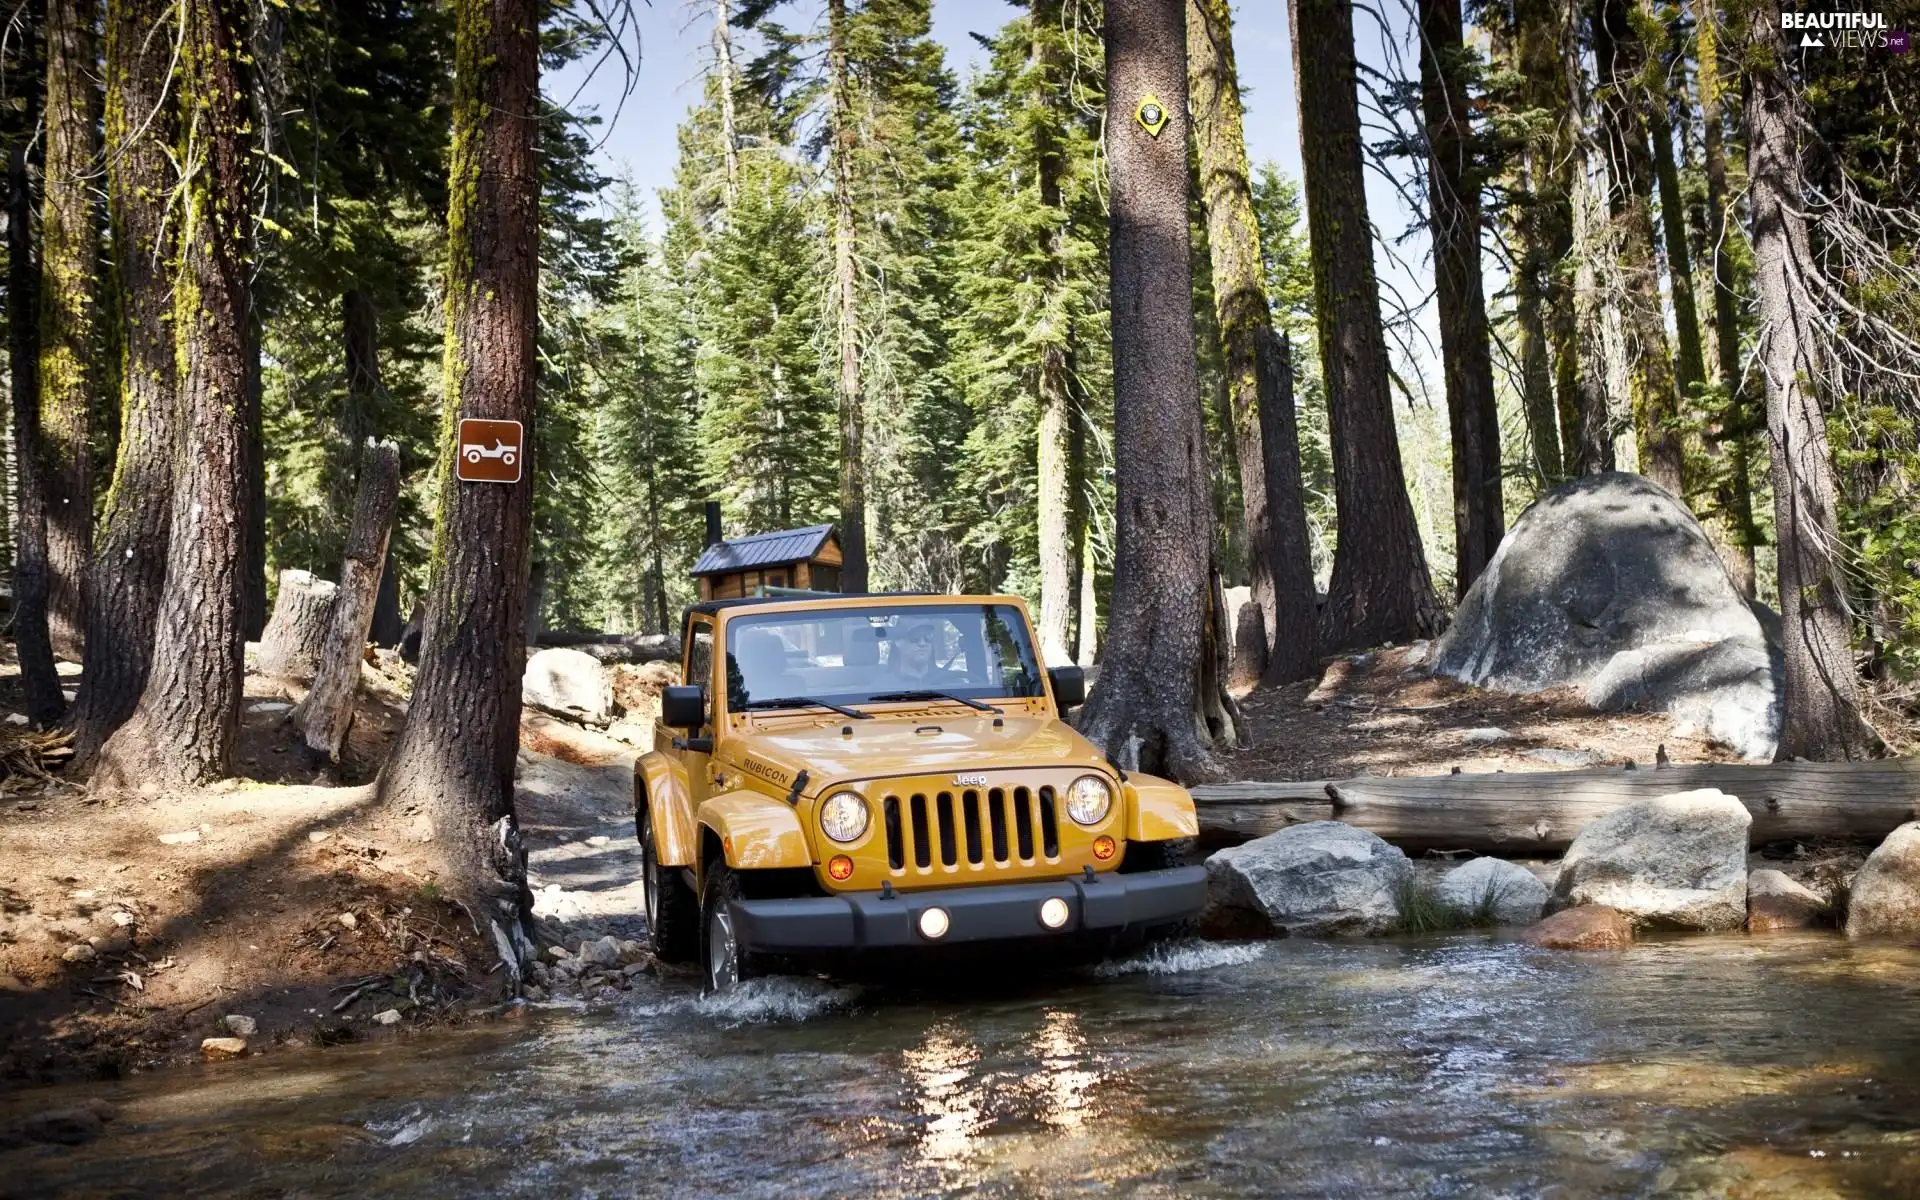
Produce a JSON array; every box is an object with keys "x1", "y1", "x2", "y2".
[{"x1": 690, "y1": 523, "x2": 836, "y2": 577}]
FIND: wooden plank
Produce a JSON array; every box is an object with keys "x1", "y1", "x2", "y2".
[{"x1": 1193, "y1": 760, "x2": 1920, "y2": 855}]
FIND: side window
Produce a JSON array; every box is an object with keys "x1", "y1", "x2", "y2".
[{"x1": 686, "y1": 622, "x2": 714, "y2": 695}]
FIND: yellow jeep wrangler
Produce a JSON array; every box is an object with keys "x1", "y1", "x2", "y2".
[{"x1": 632, "y1": 592, "x2": 1205, "y2": 991}]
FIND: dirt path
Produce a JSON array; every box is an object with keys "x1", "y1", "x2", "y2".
[{"x1": 514, "y1": 714, "x2": 645, "y2": 945}]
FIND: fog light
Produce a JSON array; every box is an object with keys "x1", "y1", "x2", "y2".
[
  {"x1": 1039, "y1": 897, "x2": 1070, "y2": 929},
  {"x1": 827, "y1": 855, "x2": 854, "y2": 881},
  {"x1": 1092, "y1": 835, "x2": 1116, "y2": 861},
  {"x1": 918, "y1": 907, "x2": 950, "y2": 939}
]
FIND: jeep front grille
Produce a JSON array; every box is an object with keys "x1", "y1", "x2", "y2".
[{"x1": 882, "y1": 786, "x2": 1059, "y2": 871}]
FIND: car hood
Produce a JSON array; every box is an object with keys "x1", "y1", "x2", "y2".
[{"x1": 724, "y1": 712, "x2": 1108, "y2": 791}]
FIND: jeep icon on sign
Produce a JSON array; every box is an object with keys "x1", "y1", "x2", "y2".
[
  {"x1": 454, "y1": 418, "x2": 524, "y2": 483},
  {"x1": 633, "y1": 591, "x2": 1205, "y2": 992}
]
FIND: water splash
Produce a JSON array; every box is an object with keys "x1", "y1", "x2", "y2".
[
  {"x1": 1093, "y1": 940, "x2": 1267, "y2": 977},
  {"x1": 693, "y1": 976, "x2": 862, "y2": 1024},
  {"x1": 365, "y1": 1108, "x2": 435, "y2": 1147}
]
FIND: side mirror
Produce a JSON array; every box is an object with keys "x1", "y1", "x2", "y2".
[
  {"x1": 661, "y1": 685, "x2": 707, "y2": 729},
  {"x1": 1048, "y1": 666, "x2": 1085, "y2": 710}
]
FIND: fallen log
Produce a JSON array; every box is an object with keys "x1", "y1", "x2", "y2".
[{"x1": 1192, "y1": 759, "x2": 1920, "y2": 855}]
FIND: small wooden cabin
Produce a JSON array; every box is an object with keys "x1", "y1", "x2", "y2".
[{"x1": 692, "y1": 522, "x2": 843, "y2": 601}]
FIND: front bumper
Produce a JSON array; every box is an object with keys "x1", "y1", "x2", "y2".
[{"x1": 730, "y1": 864, "x2": 1206, "y2": 950}]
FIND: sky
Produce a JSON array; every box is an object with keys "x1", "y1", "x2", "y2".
[{"x1": 546, "y1": 0, "x2": 1437, "y2": 375}]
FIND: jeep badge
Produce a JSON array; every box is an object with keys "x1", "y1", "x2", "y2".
[{"x1": 953, "y1": 773, "x2": 988, "y2": 787}]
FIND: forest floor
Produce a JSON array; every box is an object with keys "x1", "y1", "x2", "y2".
[
  {"x1": 1229, "y1": 640, "x2": 1749, "y2": 780},
  {"x1": 0, "y1": 653, "x2": 664, "y2": 1089}
]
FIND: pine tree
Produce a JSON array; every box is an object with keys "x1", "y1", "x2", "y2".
[
  {"x1": 95, "y1": 0, "x2": 254, "y2": 787},
  {"x1": 688, "y1": 150, "x2": 837, "y2": 534},
  {"x1": 1742, "y1": 0, "x2": 1875, "y2": 759},
  {"x1": 1078, "y1": 0, "x2": 1230, "y2": 782},
  {"x1": 1188, "y1": 0, "x2": 1318, "y2": 681},
  {"x1": 1292, "y1": 0, "x2": 1443, "y2": 650},
  {"x1": 8, "y1": 5, "x2": 61, "y2": 727},
  {"x1": 37, "y1": 0, "x2": 99, "y2": 663},
  {"x1": 70, "y1": 0, "x2": 181, "y2": 764},
  {"x1": 1418, "y1": 0, "x2": 1503, "y2": 595},
  {"x1": 379, "y1": 0, "x2": 542, "y2": 895},
  {"x1": 1593, "y1": 0, "x2": 1684, "y2": 494}
]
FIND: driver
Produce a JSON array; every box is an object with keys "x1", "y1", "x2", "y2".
[{"x1": 887, "y1": 622, "x2": 943, "y2": 685}]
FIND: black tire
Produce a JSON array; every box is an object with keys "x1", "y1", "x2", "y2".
[
  {"x1": 1119, "y1": 837, "x2": 1194, "y2": 874},
  {"x1": 699, "y1": 863, "x2": 764, "y2": 994},
  {"x1": 640, "y1": 808, "x2": 698, "y2": 963},
  {"x1": 1113, "y1": 838, "x2": 1198, "y2": 949}
]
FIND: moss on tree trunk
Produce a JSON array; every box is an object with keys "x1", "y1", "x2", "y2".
[{"x1": 377, "y1": 0, "x2": 541, "y2": 902}]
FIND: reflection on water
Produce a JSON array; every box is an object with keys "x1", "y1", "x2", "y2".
[
  {"x1": 6, "y1": 933, "x2": 1920, "y2": 1197},
  {"x1": 903, "y1": 1024, "x2": 984, "y2": 1166}
]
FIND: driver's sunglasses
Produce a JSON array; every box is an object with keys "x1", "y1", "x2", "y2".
[{"x1": 904, "y1": 632, "x2": 934, "y2": 645}]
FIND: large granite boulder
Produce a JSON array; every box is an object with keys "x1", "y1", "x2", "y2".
[
  {"x1": 1205, "y1": 821, "x2": 1411, "y2": 937},
  {"x1": 1432, "y1": 472, "x2": 1781, "y2": 759},
  {"x1": 1437, "y1": 857, "x2": 1550, "y2": 925},
  {"x1": 1847, "y1": 822, "x2": 1920, "y2": 939},
  {"x1": 1551, "y1": 789, "x2": 1751, "y2": 931},
  {"x1": 522, "y1": 648, "x2": 612, "y2": 725}
]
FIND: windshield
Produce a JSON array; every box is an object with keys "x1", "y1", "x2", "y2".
[{"x1": 723, "y1": 603, "x2": 1044, "y2": 711}]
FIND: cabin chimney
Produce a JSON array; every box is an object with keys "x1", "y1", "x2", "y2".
[{"x1": 704, "y1": 501, "x2": 723, "y2": 549}]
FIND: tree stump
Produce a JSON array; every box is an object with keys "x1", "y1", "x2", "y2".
[
  {"x1": 294, "y1": 441, "x2": 401, "y2": 761},
  {"x1": 1231, "y1": 601, "x2": 1268, "y2": 692},
  {"x1": 256, "y1": 569, "x2": 338, "y2": 680}
]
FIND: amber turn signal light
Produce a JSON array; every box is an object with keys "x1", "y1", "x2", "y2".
[
  {"x1": 1092, "y1": 836, "x2": 1116, "y2": 861},
  {"x1": 827, "y1": 855, "x2": 855, "y2": 881}
]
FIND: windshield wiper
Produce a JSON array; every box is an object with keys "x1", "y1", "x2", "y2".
[
  {"x1": 867, "y1": 690, "x2": 1003, "y2": 715},
  {"x1": 740, "y1": 696, "x2": 874, "y2": 720}
]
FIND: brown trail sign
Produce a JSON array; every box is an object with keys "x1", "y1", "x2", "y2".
[{"x1": 456, "y1": 418, "x2": 524, "y2": 483}]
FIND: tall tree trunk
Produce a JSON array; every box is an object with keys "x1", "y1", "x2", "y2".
[
  {"x1": 1078, "y1": 0, "x2": 1223, "y2": 783},
  {"x1": 1033, "y1": 0, "x2": 1075, "y2": 666},
  {"x1": 826, "y1": 0, "x2": 867, "y2": 593},
  {"x1": 378, "y1": 0, "x2": 540, "y2": 899},
  {"x1": 94, "y1": 0, "x2": 253, "y2": 788},
  {"x1": 1592, "y1": 0, "x2": 1684, "y2": 495},
  {"x1": 1650, "y1": 106, "x2": 1706, "y2": 405},
  {"x1": 1509, "y1": 162, "x2": 1562, "y2": 483},
  {"x1": 1698, "y1": 6, "x2": 1758, "y2": 596},
  {"x1": 1255, "y1": 329, "x2": 1319, "y2": 683},
  {"x1": 1512, "y1": 0, "x2": 1589, "y2": 478},
  {"x1": 10, "y1": 81, "x2": 63, "y2": 727},
  {"x1": 714, "y1": 0, "x2": 740, "y2": 211},
  {"x1": 237, "y1": 0, "x2": 281, "y2": 641},
  {"x1": 38, "y1": 0, "x2": 99, "y2": 662},
  {"x1": 71, "y1": 0, "x2": 180, "y2": 766},
  {"x1": 343, "y1": 288, "x2": 379, "y2": 447},
  {"x1": 343, "y1": 287, "x2": 405, "y2": 646},
  {"x1": 1419, "y1": 0, "x2": 1503, "y2": 597},
  {"x1": 1560, "y1": 13, "x2": 1614, "y2": 477},
  {"x1": 1742, "y1": 0, "x2": 1875, "y2": 761},
  {"x1": 1189, "y1": 0, "x2": 1316, "y2": 682},
  {"x1": 1291, "y1": 0, "x2": 1443, "y2": 650}
]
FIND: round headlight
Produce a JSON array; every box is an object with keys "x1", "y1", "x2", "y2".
[
  {"x1": 1065, "y1": 774, "x2": 1113, "y2": 826},
  {"x1": 820, "y1": 791, "x2": 870, "y2": 843}
]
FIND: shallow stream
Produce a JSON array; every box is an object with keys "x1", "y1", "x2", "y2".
[{"x1": 7, "y1": 932, "x2": 1920, "y2": 1197}]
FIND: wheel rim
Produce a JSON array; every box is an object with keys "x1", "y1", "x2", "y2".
[{"x1": 707, "y1": 904, "x2": 739, "y2": 991}]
